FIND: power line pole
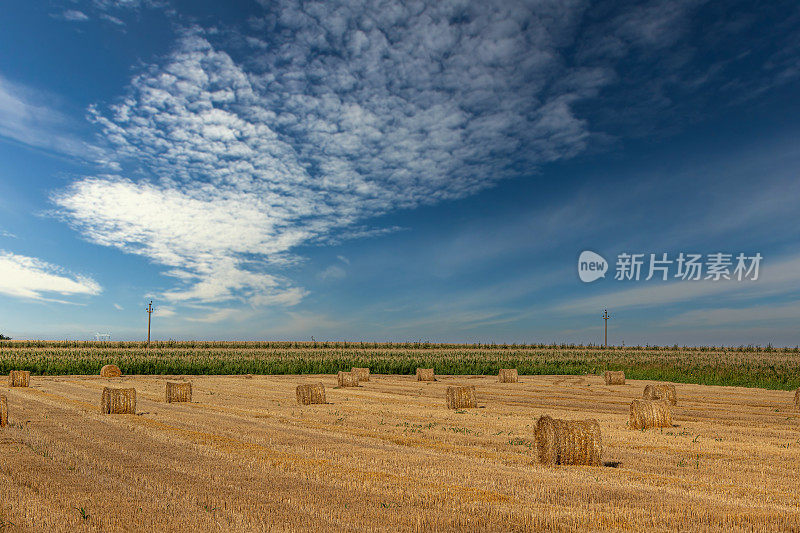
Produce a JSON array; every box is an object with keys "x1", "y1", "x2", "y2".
[
  {"x1": 602, "y1": 308, "x2": 611, "y2": 348},
  {"x1": 146, "y1": 300, "x2": 154, "y2": 347}
]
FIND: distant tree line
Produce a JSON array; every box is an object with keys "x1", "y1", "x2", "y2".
[{"x1": 0, "y1": 334, "x2": 10, "y2": 340}]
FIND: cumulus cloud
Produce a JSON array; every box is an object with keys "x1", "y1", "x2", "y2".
[
  {"x1": 58, "y1": 0, "x2": 731, "y2": 310},
  {"x1": 0, "y1": 250, "x2": 101, "y2": 302}
]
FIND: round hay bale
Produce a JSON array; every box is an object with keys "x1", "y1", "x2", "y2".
[
  {"x1": 534, "y1": 415, "x2": 602, "y2": 466},
  {"x1": 498, "y1": 368, "x2": 518, "y2": 383},
  {"x1": 351, "y1": 367, "x2": 370, "y2": 382},
  {"x1": 446, "y1": 386, "x2": 477, "y2": 409},
  {"x1": 629, "y1": 399, "x2": 672, "y2": 429},
  {"x1": 337, "y1": 371, "x2": 359, "y2": 387},
  {"x1": 165, "y1": 381, "x2": 192, "y2": 403},
  {"x1": 101, "y1": 387, "x2": 136, "y2": 414},
  {"x1": 795, "y1": 388, "x2": 799, "y2": 410},
  {"x1": 604, "y1": 370, "x2": 625, "y2": 385},
  {"x1": 643, "y1": 383, "x2": 677, "y2": 405},
  {"x1": 296, "y1": 383, "x2": 327, "y2": 405},
  {"x1": 8, "y1": 370, "x2": 30, "y2": 388},
  {"x1": 416, "y1": 368, "x2": 436, "y2": 382},
  {"x1": 0, "y1": 394, "x2": 7, "y2": 427},
  {"x1": 100, "y1": 364, "x2": 122, "y2": 378}
]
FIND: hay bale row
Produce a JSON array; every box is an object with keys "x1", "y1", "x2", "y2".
[
  {"x1": 534, "y1": 415, "x2": 602, "y2": 466},
  {"x1": 165, "y1": 381, "x2": 192, "y2": 403},
  {"x1": 498, "y1": 368, "x2": 518, "y2": 383},
  {"x1": 100, "y1": 364, "x2": 122, "y2": 378},
  {"x1": 351, "y1": 367, "x2": 370, "y2": 382},
  {"x1": 296, "y1": 383, "x2": 327, "y2": 405},
  {"x1": 337, "y1": 371, "x2": 359, "y2": 387},
  {"x1": 0, "y1": 394, "x2": 7, "y2": 427},
  {"x1": 643, "y1": 383, "x2": 677, "y2": 405},
  {"x1": 416, "y1": 368, "x2": 436, "y2": 382},
  {"x1": 446, "y1": 386, "x2": 477, "y2": 409},
  {"x1": 604, "y1": 370, "x2": 625, "y2": 385},
  {"x1": 101, "y1": 387, "x2": 136, "y2": 414},
  {"x1": 8, "y1": 371, "x2": 29, "y2": 388},
  {"x1": 629, "y1": 399, "x2": 672, "y2": 429}
]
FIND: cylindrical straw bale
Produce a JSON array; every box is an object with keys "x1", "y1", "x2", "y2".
[
  {"x1": 296, "y1": 383, "x2": 327, "y2": 405},
  {"x1": 446, "y1": 386, "x2": 477, "y2": 409},
  {"x1": 416, "y1": 368, "x2": 436, "y2": 381},
  {"x1": 534, "y1": 415, "x2": 602, "y2": 466},
  {"x1": 643, "y1": 383, "x2": 677, "y2": 405},
  {"x1": 794, "y1": 388, "x2": 799, "y2": 410},
  {"x1": 100, "y1": 364, "x2": 122, "y2": 377},
  {"x1": 101, "y1": 387, "x2": 136, "y2": 414},
  {"x1": 337, "y1": 371, "x2": 359, "y2": 387},
  {"x1": 0, "y1": 395, "x2": 7, "y2": 427},
  {"x1": 604, "y1": 370, "x2": 625, "y2": 385},
  {"x1": 165, "y1": 381, "x2": 192, "y2": 403},
  {"x1": 351, "y1": 367, "x2": 370, "y2": 382},
  {"x1": 629, "y1": 399, "x2": 672, "y2": 429},
  {"x1": 8, "y1": 371, "x2": 29, "y2": 388},
  {"x1": 498, "y1": 368, "x2": 518, "y2": 383}
]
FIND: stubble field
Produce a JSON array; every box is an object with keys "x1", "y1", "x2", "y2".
[{"x1": 1, "y1": 373, "x2": 799, "y2": 532}]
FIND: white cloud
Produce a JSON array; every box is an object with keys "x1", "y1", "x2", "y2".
[
  {"x1": 54, "y1": 1, "x2": 712, "y2": 311},
  {"x1": 318, "y1": 264, "x2": 346, "y2": 281},
  {"x1": 114, "y1": 303, "x2": 124, "y2": 310},
  {"x1": 185, "y1": 308, "x2": 244, "y2": 323},
  {"x1": 62, "y1": 10, "x2": 90, "y2": 21},
  {"x1": 153, "y1": 305, "x2": 176, "y2": 317},
  {"x1": 0, "y1": 76, "x2": 95, "y2": 158},
  {"x1": 0, "y1": 250, "x2": 101, "y2": 302}
]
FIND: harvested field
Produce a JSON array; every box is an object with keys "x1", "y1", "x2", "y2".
[{"x1": 0, "y1": 374, "x2": 799, "y2": 531}]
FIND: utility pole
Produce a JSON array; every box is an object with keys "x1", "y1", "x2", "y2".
[
  {"x1": 602, "y1": 309, "x2": 611, "y2": 348},
  {"x1": 146, "y1": 301, "x2": 154, "y2": 347}
]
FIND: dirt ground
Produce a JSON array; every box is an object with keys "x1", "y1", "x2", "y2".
[{"x1": 1, "y1": 374, "x2": 798, "y2": 532}]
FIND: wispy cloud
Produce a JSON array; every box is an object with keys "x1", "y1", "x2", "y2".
[
  {"x1": 664, "y1": 302, "x2": 800, "y2": 327},
  {"x1": 54, "y1": 0, "x2": 777, "y2": 313},
  {"x1": 62, "y1": 10, "x2": 90, "y2": 22},
  {"x1": 113, "y1": 303, "x2": 124, "y2": 310},
  {"x1": 0, "y1": 250, "x2": 101, "y2": 302},
  {"x1": 185, "y1": 308, "x2": 245, "y2": 323},
  {"x1": 317, "y1": 264, "x2": 346, "y2": 282},
  {"x1": 0, "y1": 76, "x2": 95, "y2": 158},
  {"x1": 53, "y1": 3, "x2": 608, "y2": 308},
  {"x1": 557, "y1": 253, "x2": 800, "y2": 313}
]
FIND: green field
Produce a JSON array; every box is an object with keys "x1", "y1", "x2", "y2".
[{"x1": 1, "y1": 341, "x2": 798, "y2": 390}]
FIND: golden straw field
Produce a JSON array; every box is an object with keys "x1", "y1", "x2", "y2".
[{"x1": 1, "y1": 373, "x2": 799, "y2": 531}]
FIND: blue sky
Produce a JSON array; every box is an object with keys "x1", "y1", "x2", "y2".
[{"x1": 1, "y1": 0, "x2": 799, "y2": 344}]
